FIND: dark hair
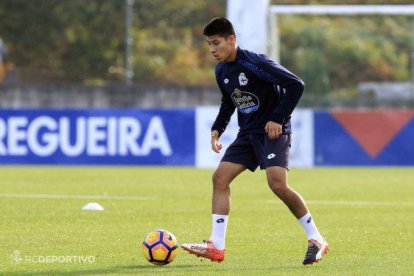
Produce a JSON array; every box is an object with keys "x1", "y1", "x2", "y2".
[{"x1": 203, "y1": 17, "x2": 235, "y2": 37}]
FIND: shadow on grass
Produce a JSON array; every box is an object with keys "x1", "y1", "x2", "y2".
[
  {"x1": 2, "y1": 263, "x2": 324, "y2": 275},
  {"x1": 2, "y1": 264, "x2": 203, "y2": 275}
]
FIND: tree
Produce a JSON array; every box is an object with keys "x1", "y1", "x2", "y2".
[
  {"x1": 0, "y1": 0, "x2": 412, "y2": 91},
  {"x1": 280, "y1": 15, "x2": 411, "y2": 96}
]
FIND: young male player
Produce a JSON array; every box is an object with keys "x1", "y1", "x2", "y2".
[{"x1": 181, "y1": 17, "x2": 328, "y2": 265}]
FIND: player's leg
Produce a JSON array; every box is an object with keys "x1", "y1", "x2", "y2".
[
  {"x1": 181, "y1": 134, "x2": 256, "y2": 262},
  {"x1": 264, "y1": 135, "x2": 328, "y2": 265},
  {"x1": 210, "y1": 161, "x2": 245, "y2": 246},
  {"x1": 212, "y1": 161, "x2": 246, "y2": 215},
  {"x1": 266, "y1": 166, "x2": 328, "y2": 265},
  {"x1": 266, "y1": 166, "x2": 308, "y2": 218},
  {"x1": 181, "y1": 162, "x2": 245, "y2": 262}
]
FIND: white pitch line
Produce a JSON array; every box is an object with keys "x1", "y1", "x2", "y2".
[
  {"x1": 267, "y1": 200, "x2": 414, "y2": 206},
  {"x1": 0, "y1": 194, "x2": 156, "y2": 201}
]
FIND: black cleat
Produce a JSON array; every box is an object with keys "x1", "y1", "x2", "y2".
[{"x1": 303, "y1": 238, "x2": 329, "y2": 265}]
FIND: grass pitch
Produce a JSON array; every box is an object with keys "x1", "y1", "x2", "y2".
[{"x1": 1, "y1": 166, "x2": 413, "y2": 275}]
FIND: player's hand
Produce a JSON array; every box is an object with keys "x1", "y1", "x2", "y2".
[
  {"x1": 265, "y1": 121, "x2": 282, "y2": 140},
  {"x1": 211, "y1": 130, "x2": 222, "y2": 153}
]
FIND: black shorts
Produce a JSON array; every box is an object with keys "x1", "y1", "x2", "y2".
[{"x1": 221, "y1": 133, "x2": 291, "y2": 172}]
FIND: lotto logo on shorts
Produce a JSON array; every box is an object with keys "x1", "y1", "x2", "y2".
[{"x1": 267, "y1": 153, "x2": 276, "y2": 159}]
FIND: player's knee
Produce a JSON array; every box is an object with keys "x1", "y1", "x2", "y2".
[
  {"x1": 268, "y1": 179, "x2": 288, "y2": 197},
  {"x1": 212, "y1": 171, "x2": 229, "y2": 190}
]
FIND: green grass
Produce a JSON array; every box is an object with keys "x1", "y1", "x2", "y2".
[{"x1": 1, "y1": 167, "x2": 413, "y2": 275}]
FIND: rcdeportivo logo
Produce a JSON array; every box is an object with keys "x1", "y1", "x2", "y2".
[{"x1": 231, "y1": 89, "x2": 259, "y2": 114}]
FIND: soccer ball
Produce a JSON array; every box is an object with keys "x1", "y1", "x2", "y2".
[{"x1": 142, "y1": 229, "x2": 178, "y2": 265}]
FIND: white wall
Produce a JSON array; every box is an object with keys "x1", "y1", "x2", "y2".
[{"x1": 227, "y1": 0, "x2": 269, "y2": 54}]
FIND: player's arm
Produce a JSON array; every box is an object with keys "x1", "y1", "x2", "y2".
[
  {"x1": 211, "y1": 92, "x2": 235, "y2": 136},
  {"x1": 211, "y1": 65, "x2": 235, "y2": 152},
  {"x1": 211, "y1": 91, "x2": 235, "y2": 152},
  {"x1": 259, "y1": 56, "x2": 304, "y2": 123},
  {"x1": 257, "y1": 55, "x2": 304, "y2": 139}
]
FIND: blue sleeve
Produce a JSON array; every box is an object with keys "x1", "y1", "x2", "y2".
[
  {"x1": 211, "y1": 64, "x2": 236, "y2": 136},
  {"x1": 245, "y1": 54, "x2": 304, "y2": 124}
]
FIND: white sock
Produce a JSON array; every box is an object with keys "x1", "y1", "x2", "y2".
[
  {"x1": 209, "y1": 214, "x2": 228, "y2": 250},
  {"x1": 298, "y1": 213, "x2": 323, "y2": 241}
]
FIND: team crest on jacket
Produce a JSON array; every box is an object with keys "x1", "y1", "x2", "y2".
[
  {"x1": 231, "y1": 89, "x2": 259, "y2": 114},
  {"x1": 238, "y1": 73, "x2": 248, "y2": 86}
]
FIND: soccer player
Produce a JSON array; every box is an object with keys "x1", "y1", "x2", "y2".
[{"x1": 181, "y1": 17, "x2": 328, "y2": 265}]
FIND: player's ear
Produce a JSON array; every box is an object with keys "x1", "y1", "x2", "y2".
[{"x1": 227, "y1": 34, "x2": 236, "y2": 45}]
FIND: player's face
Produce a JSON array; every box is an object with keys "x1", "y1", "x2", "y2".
[{"x1": 206, "y1": 35, "x2": 236, "y2": 62}]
